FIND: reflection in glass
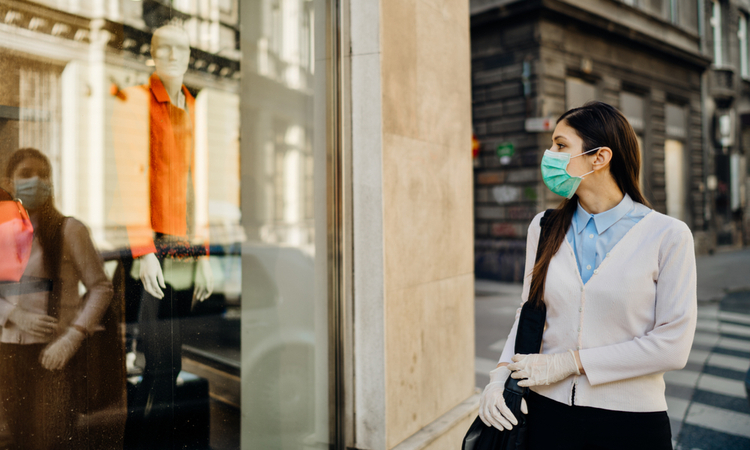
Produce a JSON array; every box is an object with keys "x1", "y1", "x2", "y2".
[{"x1": 0, "y1": 0, "x2": 332, "y2": 448}]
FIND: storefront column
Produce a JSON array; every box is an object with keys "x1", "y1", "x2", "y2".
[{"x1": 349, "y1": 0, "x2": 477, "y2": 448}]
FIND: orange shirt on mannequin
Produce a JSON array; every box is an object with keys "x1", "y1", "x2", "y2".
[{"x1": 113, "y1": 73, "x2": 207, "y2": 258}]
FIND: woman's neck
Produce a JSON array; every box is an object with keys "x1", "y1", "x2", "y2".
[
  {"x1": 577, "y1": 174, "x2": 624, "y2": 215},
  {"x1": 28, "y1": 210, "x2": 40, "y2": 231}
]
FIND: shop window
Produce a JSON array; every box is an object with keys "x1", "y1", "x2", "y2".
[{"x1": 0, "y1": 1, "x2": 337, "y2": 449}]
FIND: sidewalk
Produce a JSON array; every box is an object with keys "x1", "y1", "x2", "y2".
[
  {"x1": 474, "y1": 247, "x2": 750, "y2": 449},
  {"x1": 670, "y1": 293, "x2": 750, "y2": 450}
]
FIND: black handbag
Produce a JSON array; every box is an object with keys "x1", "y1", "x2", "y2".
[{"x1": 462, "y1": 209, "x2": 554, "y2": 450}]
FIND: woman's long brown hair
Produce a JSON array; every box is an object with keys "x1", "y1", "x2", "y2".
[
  {"x1": 5, "y1": 148, "x2": 67, "y2": 286},
  {"x1": 528, "y1": 102, "x2": 652, "y2": 308}
]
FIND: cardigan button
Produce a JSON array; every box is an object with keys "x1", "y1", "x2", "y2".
[{"x1": 593, "y1": 269, "x2": 599, "y2": 275}]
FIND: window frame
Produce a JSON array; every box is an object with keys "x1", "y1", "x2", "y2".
[
  {"x1": 740, "y1": 11, "x2": 749, "y2": 78},
  {"x1": 712, "y1": 0, "x2": 724, "y2": 67}
]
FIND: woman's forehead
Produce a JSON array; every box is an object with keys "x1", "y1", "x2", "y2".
[
  {"x1": 552, "y1": 122, "x2": 580, "y2": 142},
  {"x1": 14, "y1": 157, "x2": 49, "y2": 176}
]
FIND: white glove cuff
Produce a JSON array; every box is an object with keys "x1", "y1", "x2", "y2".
[
  {"x1": 568, "y1": 349, "x2": 581, "y2": 376},
  {"x1": 489, "y1": 365, "x2": 511, "y2": 384}
]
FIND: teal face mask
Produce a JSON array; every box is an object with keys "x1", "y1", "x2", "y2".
[
  {"x1": 14, "y1": 176, "x2": 52, "y2": 210},
  {"x1": 540, "y1": 147, "x2": 601, "y2": 199}
]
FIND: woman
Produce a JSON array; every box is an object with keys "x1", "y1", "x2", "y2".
[
  {"x1": 0, "y1": 148, "x2": 113, "y2": 449},
  {"x1": 478, "y1": 102, "x2": 697, "y2": 449}
]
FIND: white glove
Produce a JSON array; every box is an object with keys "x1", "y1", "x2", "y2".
[
  {"x1": 478, "y1": 365, "x2": 528, "y2": 431},
  {"x1": 40, "y1": 327, "x2": 85, "y2": 370},
  {"x1": 509, "y1": 350, "x2": 580, "y2": 387},
  {"x1": 193, "y1": 257, "x2": 214, "y2": 302},
  {"x1": 8, "y1": 306, "x2": 57, "y2": 338},
  {"x1": 139, "y1": 252, "x2": 166, "y2": 299}
]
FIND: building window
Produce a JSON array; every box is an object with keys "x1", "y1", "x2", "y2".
[
  {"x1": 742, "y1": 14, "x2": 748, "y2": 74},
  {"x1": 665, "y1": 104, "x2": 688, "y2": 222},
  {"x1": 565, "y1": 77, "x2": 597, "y2": 110},
  {"x1": 620, "y1": 92, "x2": 646, "y2": 191},
  {"x1": 712, "y1": 0, "x2": 723, "y2": 66}
]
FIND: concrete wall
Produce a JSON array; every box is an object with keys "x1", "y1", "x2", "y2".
[{"x1": 350, "y1": 0, "x2": 476, "y2": 448}]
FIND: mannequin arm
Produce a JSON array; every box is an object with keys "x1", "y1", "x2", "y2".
[
  {"x1": 140, "y1": 253, "x2": 166, "y2": 299},
  {"x1": 193, "y1": 257, "x2": 213, "y2": 302}
]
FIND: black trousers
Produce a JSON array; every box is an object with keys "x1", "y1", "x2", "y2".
[
  {"x1": 526, "y1": 391, "x2": 673, "y2": 450},
  {"x1": 128, "y1": 281, "x2": 191, "y2": 450},
  {"x1": 0, "y1": 343, "x2": 75, "y2": 450}
]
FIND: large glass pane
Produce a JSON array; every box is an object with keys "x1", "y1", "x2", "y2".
[{"x1": 0, "y1": 1, "x2": 335, "y2": 449}]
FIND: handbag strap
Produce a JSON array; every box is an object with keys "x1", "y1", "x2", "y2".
[{"x1": 513, "y1": 209, "x2": 554, "y2": 355}]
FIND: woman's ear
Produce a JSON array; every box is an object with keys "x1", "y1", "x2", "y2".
[{"x1": 593, "y1": 147, "x2": 613, "y2": 170}]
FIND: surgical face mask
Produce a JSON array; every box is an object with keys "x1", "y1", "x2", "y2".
[
  {"x1": 540, "y1": 147, "x2": 602, "y2": 199},
  {"x1": 14, "y1": 177, "x2": 51, "y2": 211}
]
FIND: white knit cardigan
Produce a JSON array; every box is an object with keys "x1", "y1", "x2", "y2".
[{"x1": 499, "y1": 209, "x2": 697, "y2": 412}]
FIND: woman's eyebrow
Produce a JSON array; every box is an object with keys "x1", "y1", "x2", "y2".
[{"x1": 552, "y1": 135, "x2": 567, "y2": 142}]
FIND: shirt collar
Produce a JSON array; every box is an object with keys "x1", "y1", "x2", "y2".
[
  {"x1": 149, "y1": 73, "x2": 186, "y2": 108},
  {"x1": 573, "y1": 193, "x2": 634, "y2": 235}
]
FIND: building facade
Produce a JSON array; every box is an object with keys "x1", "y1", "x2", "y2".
[
  {"x1": 707, "y1": 0, "x2": 750, "y2": 246},
  {"x1": 0, "y1": 1, "x2": 475, "y2": 449},
  {"x1": 470, "y1": 0, "x2": 750, "y2": 282}
]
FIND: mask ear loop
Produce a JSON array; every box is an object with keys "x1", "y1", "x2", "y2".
[{"x1": 570, "y1": 147, "x2": 603, "y2": 178}]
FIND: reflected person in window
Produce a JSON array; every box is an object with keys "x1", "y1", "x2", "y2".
[{"x1": 0, "y1": 148, "x2": 114, "y2": 449}]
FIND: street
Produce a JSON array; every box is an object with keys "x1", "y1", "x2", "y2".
[{"x1": 475, "y1": 248, "x2": 750, "y2": 449}]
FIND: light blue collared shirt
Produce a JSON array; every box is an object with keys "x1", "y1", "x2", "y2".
[{"x1": 566, "y1": 193, "x2": 652, "y2": 284}]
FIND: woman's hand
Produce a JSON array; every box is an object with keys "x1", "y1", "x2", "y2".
[
  {"x1": 478, "y1": 365, "x2": 528, "y2": 431},
  {"x1": 509, "y1": 350, "x2": 581, "y2": 387},
  {"x1": 40, "y1": 327, "x2": 85, "y2": 371},
  {"x1": 139, "y1": 252, "x2": 166, "y2": 299},
  {"x1": 8, "y1": 306, "x2": 57, "y2": 338}
]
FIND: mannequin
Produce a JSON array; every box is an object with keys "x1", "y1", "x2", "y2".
[
  {"x1": 138, "y1": 25, "x2": 213, "y2": 301},
  {"x1": 112, "y1": 24, "x2": 213, "y2": 449}
]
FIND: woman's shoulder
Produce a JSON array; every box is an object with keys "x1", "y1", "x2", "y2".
[
  {"x1": 62, "y1": 217, "x2": 96, "y2": 244},
  {"x1": 63, "y1": 216, "x2": 86, "y2": 232},
  {"x1": 641, "y1": 210, "x2": 691, "y2": 235},
  {"x1": 528, "y1": 210, "x2": 547, "y2": 232},
  {"x1": 638, "y1": 210, "x2": 694, "y2": 254}
]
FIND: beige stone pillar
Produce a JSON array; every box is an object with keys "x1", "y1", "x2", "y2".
[{"x1": 349, "y1": 0, "x2": 477, "y2": 449}]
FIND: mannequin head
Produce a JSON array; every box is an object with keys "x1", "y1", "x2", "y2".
[{"x1": 151, "y1": 25, "x2": 190, "y2": 82}]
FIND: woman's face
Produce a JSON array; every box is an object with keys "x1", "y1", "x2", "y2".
[
  {"x1": 10, "y1": 157, "x2": 50, "y2": 195},
  {"x1": 550, "y1": 120, "x2": 595, "y2": 178}
]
